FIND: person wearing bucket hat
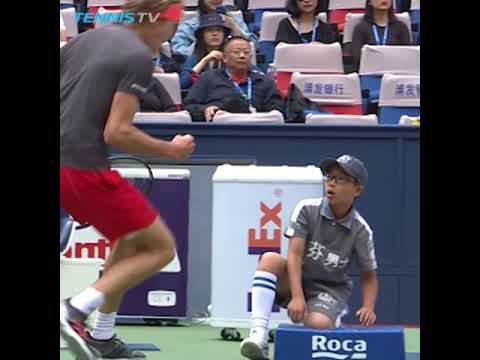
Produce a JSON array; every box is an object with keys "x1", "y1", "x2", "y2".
[
  {"x1": 180, "y1": 14, "x2": 231, "y2": 89},
  {"x1": 240, "y1": 154, "x2": 378, "y2": 360},
  {"x1": 171, "y1": 0, "x2": 257, "y2": 61}
]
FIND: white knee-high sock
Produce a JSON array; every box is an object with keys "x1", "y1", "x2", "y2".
[
  {"x1": 69, "y1": 287, "x2": 105, "y2": 316},
  {"x1": 251, "y1": 271, "x2": 277, "y2": 333},
  {"x1": 91, "y1": 312, "x2": 117, "y2": 340}
]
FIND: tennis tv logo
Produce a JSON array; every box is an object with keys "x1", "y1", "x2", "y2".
[
  {"x1": 247, "y1": 201, "x2": 282, "y2": 255},
  {"x1": 75, "y1": 11, "x2": 168, "y2": 24},
  {"x1": 312, "y1": 336, "x2": 367, "y2": 359}
]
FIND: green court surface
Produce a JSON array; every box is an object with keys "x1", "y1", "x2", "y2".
[{"x1": 60, "y1": 324, "x2": 420, "y2": 360}]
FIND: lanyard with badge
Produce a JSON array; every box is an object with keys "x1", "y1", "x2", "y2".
[
  {"x1": 225, "y1": 69, "x2": 256, "y2": 113},
  {"x1": 296, "y1": 18, "x2": 318, "y2": 44},
  {"x1": 372, "y1": 25, "x2": 389, "y2": 45}
]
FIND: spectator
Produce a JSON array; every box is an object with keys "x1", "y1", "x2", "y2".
[
  {"x1": 171, "y1": 0, "x2": 257, "y2": 61},
  {"x1": 154, "y1": 47, "x2": 182, "y2": 74},
  {"x1": 140, "y1": 75, "x2": 178, "y2": 112},
  {"x1": 352, "y1": 0, "x2": 411, "y2": 71},
  {"x1": 180, "y1": 14, "x2": 231, "y2": 90},
  {"x1": 275, "y1": 0, "x2": 335, "y2": 45},
  {"x1": 60, "y1": 13, "x2": 67, "y2": 41},
  {"x1": 184, "y1": 36, "x2": 284, "y2": 122}
]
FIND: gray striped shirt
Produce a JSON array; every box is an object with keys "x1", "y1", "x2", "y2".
[{"x1": 285, "y1": 197, "x2": 377, "y2": 297}]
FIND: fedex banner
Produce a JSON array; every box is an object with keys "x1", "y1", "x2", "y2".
[{"x1": 210, "y1": 165, "x2": 324, "y2": 328}]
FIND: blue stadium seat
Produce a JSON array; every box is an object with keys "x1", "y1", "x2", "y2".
[
  {"x1": 247, "y1": 0, "x2": 287, "y2": 34},
  {"x1": 360, "y1": 75, "x2": 382, "y2": 113},
  {"x1": 410, "y1": 10, "x2": 420, "y2": 44},
  {"x1": 379, "y1": 107, "x2": 420, "y2": 124},
  {"x1": 410, "y1": 9, "x2": 420, "y2": 24}
]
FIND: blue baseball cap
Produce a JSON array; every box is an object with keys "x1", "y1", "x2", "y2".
[{"x1": 319, "y1": 155, "x2": 368, "y2": 186}]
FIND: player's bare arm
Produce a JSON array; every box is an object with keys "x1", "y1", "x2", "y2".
[
  {"x1": 287, "y1": 236, "x2": 308, "y2": 323},
  {"x1": 104, "y1": 91, "x2": 195, "y2": 160},
  {"x1": 356, "y1": 270, "x2": 378, "y2": 326}
]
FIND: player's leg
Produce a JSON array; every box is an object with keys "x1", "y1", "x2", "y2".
[
  {"x1": 85, "y1": 216, "x2": 175, "y2": 359},
  {"x1": 60, "y1": 167, "x2": 175, "y2": 359},
  {"x1": 241, "y1": 252, "x2": 290, "y2": 360},
  {"x1": 62, "y1": 217, "x2": 175, "y2": 359},
  {"x1": 90, "y1": 236, "x2": 137, "y2": 327},
  {"x1": 304, "y1": 291, "x2": 348, "y2": 329},
  {"x1": 304, "y1": 312, "x2": 336, "y2": 329},
  {"x1": 85, "y1": 232, "x2": 149, "y2": 360},
  {"x1": 91, "y1": 216, "x2": 175, "y2": 296}
]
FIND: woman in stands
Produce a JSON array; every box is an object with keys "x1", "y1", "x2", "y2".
[
  {"x1": 352, "y1": 0, "x2": 411, "y2": 71},
  {"x1": 275, "y1": 0, "x2": 335, "y2": 45},
  {"x1": 171, "y1": 0, "x2": 256, "y2": 63},
  {"x1": 180, "y1": 13, "x2": 231, "y2": 89}
]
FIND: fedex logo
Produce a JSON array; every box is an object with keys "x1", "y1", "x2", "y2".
[{"x1": 248, "y1": 202, "x2": 282, "y2": 255}]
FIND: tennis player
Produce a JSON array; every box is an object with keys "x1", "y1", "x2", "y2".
[{"x1": 60, "y1": 1, "x2": 194, "y2": 359}]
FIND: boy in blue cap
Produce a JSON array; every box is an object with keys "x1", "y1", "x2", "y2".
[{"x1": 241, "y1": 155, "x2": 379, "y2": 360}]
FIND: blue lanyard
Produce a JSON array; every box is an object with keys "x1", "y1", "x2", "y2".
[
  {"x1": 296, "y1": 18, "x2": 318, "y2": 44},
  {"x1": 372, "y1": 25, "x2": 389, "y2": 45},
  {"x1": 226, "y1": 70, "x2": 252, "y2": 103}
]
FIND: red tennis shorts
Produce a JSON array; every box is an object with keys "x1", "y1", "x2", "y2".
[{"x1": 60, "y1": 166, "x2": 157, "y2": 244}]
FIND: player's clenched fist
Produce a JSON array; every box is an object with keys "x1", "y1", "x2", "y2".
[{"x1": 170, "y1": 134, "x2": 196, "y2": 160}]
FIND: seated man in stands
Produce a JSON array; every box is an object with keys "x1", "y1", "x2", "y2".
[{"x1": 184, "y1": 36, "x2": 285, "y2": 122}]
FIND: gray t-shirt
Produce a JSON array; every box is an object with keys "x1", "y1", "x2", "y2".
[
  {"x1": 60, "y1": 25, "x2": 153, "y2": 169},
  {"x1": 285, "y1": 197, "x2": 377, "y2": 300}
]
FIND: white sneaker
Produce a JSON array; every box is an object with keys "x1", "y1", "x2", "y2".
[{"x1": 240, "y1": 328, "x2": 269, "y2": 360}]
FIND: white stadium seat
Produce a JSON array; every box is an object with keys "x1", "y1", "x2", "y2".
[
  {"x1": 306, "y1": 114, "x2": 378, "y2": 125},
  {"x1": 60, "y1": 7, "x2": 79, "y2": 38},
  {"x1": 328, "y1": 0, "x2": 366, "y2": 10},
  {"x1": 153, "y1": 73, "x2": 182, "y2": 106},
  {"x1": 134, "y1": 111, "x2": 192, "y2": 124},
  {"x1": 359, "y1": 45, "x2": 420, "y2": 75},
  {"x1": 291, "y1": 72, "x2": 362, "y2": 105},
  {"x1": 87, "y1": 0, "x2": 125, "y2": 6},
  {"x1": 410, "y1": 0, "x2": 420, "y2": 10},
  {"x1": 274, "y1": 42, "x2": 344, "y2": 73},
  {"x1": 248, "y1": 0, "x2": 287, "y2": 10},
  {"x1": 379, "y1": 74, "x2": 420, "y2": 108},
  {"x1": 182, "y1": 10, "x2": 197, "y2": 22},
  {"x1": 213, "y1": 110, "x2": 285, "y2": 124}
]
